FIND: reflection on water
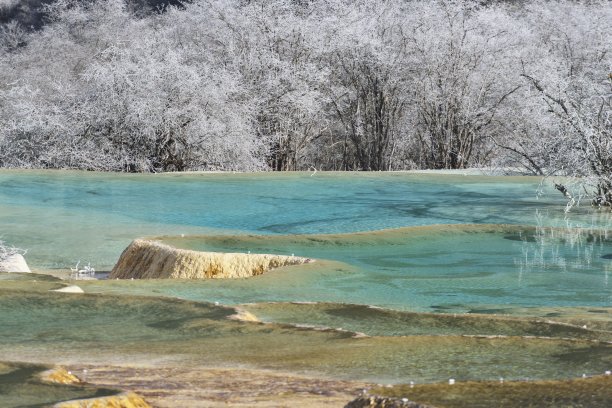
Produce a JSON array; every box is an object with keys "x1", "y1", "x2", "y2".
[{"x1": 515, "y1": 223, "x2": 612, "y2": 298}]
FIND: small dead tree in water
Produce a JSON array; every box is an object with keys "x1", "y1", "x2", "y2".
[
  {"x1": 522, "y1": 72, "x2": 611, "y2": 208},
  {"x1": 0, "y1": 240, "x2": 26, "y2": 262},
  {"x1": 518, "y1": 1, "x2": 611, "y2": 209}
]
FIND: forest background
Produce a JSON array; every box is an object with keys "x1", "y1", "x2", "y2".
[{"x1": 0, "y1": 0, "x2": 610, "y2": 202}]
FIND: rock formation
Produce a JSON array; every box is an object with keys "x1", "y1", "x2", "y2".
[
  {"x1": 54, "y1": 392, "x2": 151, "y2": 408},
  {"x1": 0, "y1": 254, "x2": 31, "y2": 273},
  {"x1": 345, "y1": 396, "x2": 435, "y2": 408},
  {"x1": 229, "y1": 307, "x2": 261, "y2": 322},
  {"x1": 110, "y1": 239, "x2": 310, "y2": 279},
  {"x1": 51, "y1": 285, "x2": 85, "y2": 294},
  {"x1": 40, "y1": 367, "x2": 82, "y2": 384}
]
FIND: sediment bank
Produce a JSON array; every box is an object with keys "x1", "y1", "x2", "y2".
[{"x1": 110, "y1": 239, "x2": 311, "y2": 279}]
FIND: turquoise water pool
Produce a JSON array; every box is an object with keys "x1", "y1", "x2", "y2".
[
  {"x1": 1, "y1": 170, "x2": 611, "y2": 311},
  {"x1": 1, "y1": 170, "x2": 612, "y2": 390},
  {"x1": 1, "y1": 170, "x2": 607, "y2": 268},
  {"x1": 150, "y1": 225, "x2": 612, "y2": 310}
]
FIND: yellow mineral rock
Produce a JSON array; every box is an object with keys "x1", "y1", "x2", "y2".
[
  {"x1": 229, "y1": 308, "x2": 261, "y2": 322},
  {"x1": 54, "y1": 392, "x2": 151, "y2": 408},
  {"x1": 40, "y1": 367, "x2": 82, "y2": 384},
  {"x1": 110, "y1": 239, "x2": 310, "y2": 279}
]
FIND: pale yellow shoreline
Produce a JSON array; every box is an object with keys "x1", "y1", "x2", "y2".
[{"x1": 61, "y1": 364, "x2": 370, "y2": 408}]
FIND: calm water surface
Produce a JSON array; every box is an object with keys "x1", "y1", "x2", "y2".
[
  {"x1": 1, "y1": 170, "x2": 607, "y2": 266},
  {"x1": 1, "y1": 170, "x2": 611, "y2": 311},
  {"x1": 1, "y1": 170, "x2": 612, "y2": 388}
]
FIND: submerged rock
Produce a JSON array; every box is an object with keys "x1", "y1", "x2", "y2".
[
  {"x1": 345, "y1": 396, "x2": 434, "y2": 408},
  {"x1": 52, "y1": 285, "x2": 85, "y2": 294},
  {"x1": 366, "y1": 376, "x2": 612, "y2": 408},
  {"x1": 110, "y1": 239, "x2": 311, "y2": 279},
  {"x1": 40, "y1": 367, "x2": 82, "y2": 384},
  {"x1": 229, "y1": 308, "x2": 261, "y2": 322},
  {"x1": 0, "y1": 254, "x2": 31, "y2": 273},
  {"x1": 53, "y1": 392, "x2": 151, "y2": 408}
]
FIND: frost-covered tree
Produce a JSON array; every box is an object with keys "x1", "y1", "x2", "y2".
[
  {"x1": 404, "y1": 1, "x2": 522, "y2": 169},
  {"x1": 0, "y1": 0, "x2": 267, "y2": 171},
  {"x1": 312, "y1": 0, "x2": 410, "y2": 171},
  {"x1": 0, "y1": 0, "x2": 609, "y2": 177},
  {"x1": 196, "y1": 0, "x2": 328, "y2": 170},
  {"x1": 502, "y1": 1, "x2": 612, "y2": 206},
  {"x1": 0, "y1": 19, "x2": 26, "y2": 50}
]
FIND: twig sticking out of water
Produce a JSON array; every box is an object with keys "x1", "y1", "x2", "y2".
[{"x1": 0, "y1": 239, "x2": 26, "y2": 262}]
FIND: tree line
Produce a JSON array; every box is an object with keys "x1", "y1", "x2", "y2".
[{"x1": 0, "y1": 0, "x2": 610, "y2": 203}]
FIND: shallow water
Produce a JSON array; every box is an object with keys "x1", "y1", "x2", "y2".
[
  {"x1": 0, "y1": 361, "x2": 117, "y2": 408},
  {"x1": 0, "y1": 284, "x2": 610, "y2": 384},
  {"x1": 241, "y1": 302, "x2": 612, "y2": 341},
  {"x1": 147, "y1": 225, "x2": 612, "y2": 311},
  {"x1": 375, "y1": 375, "x2": 612, "y2": 408},
  {"x1": 1, "y1": 170, "x2": 612, "y2": 393}
]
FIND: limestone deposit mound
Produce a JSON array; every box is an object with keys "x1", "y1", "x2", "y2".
[
  {"x1": 110, "y1": 239, "x2": 311, "y2": 279},
  {"x1": 52, "y1": 285, "x2": 85, "y2": 294},
  {"x1": 0, "y1": 254, "x2": 31, "y2": 273},
  {"x1": 40, "y1": 367, "x2": 82, "y2": 385}
]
